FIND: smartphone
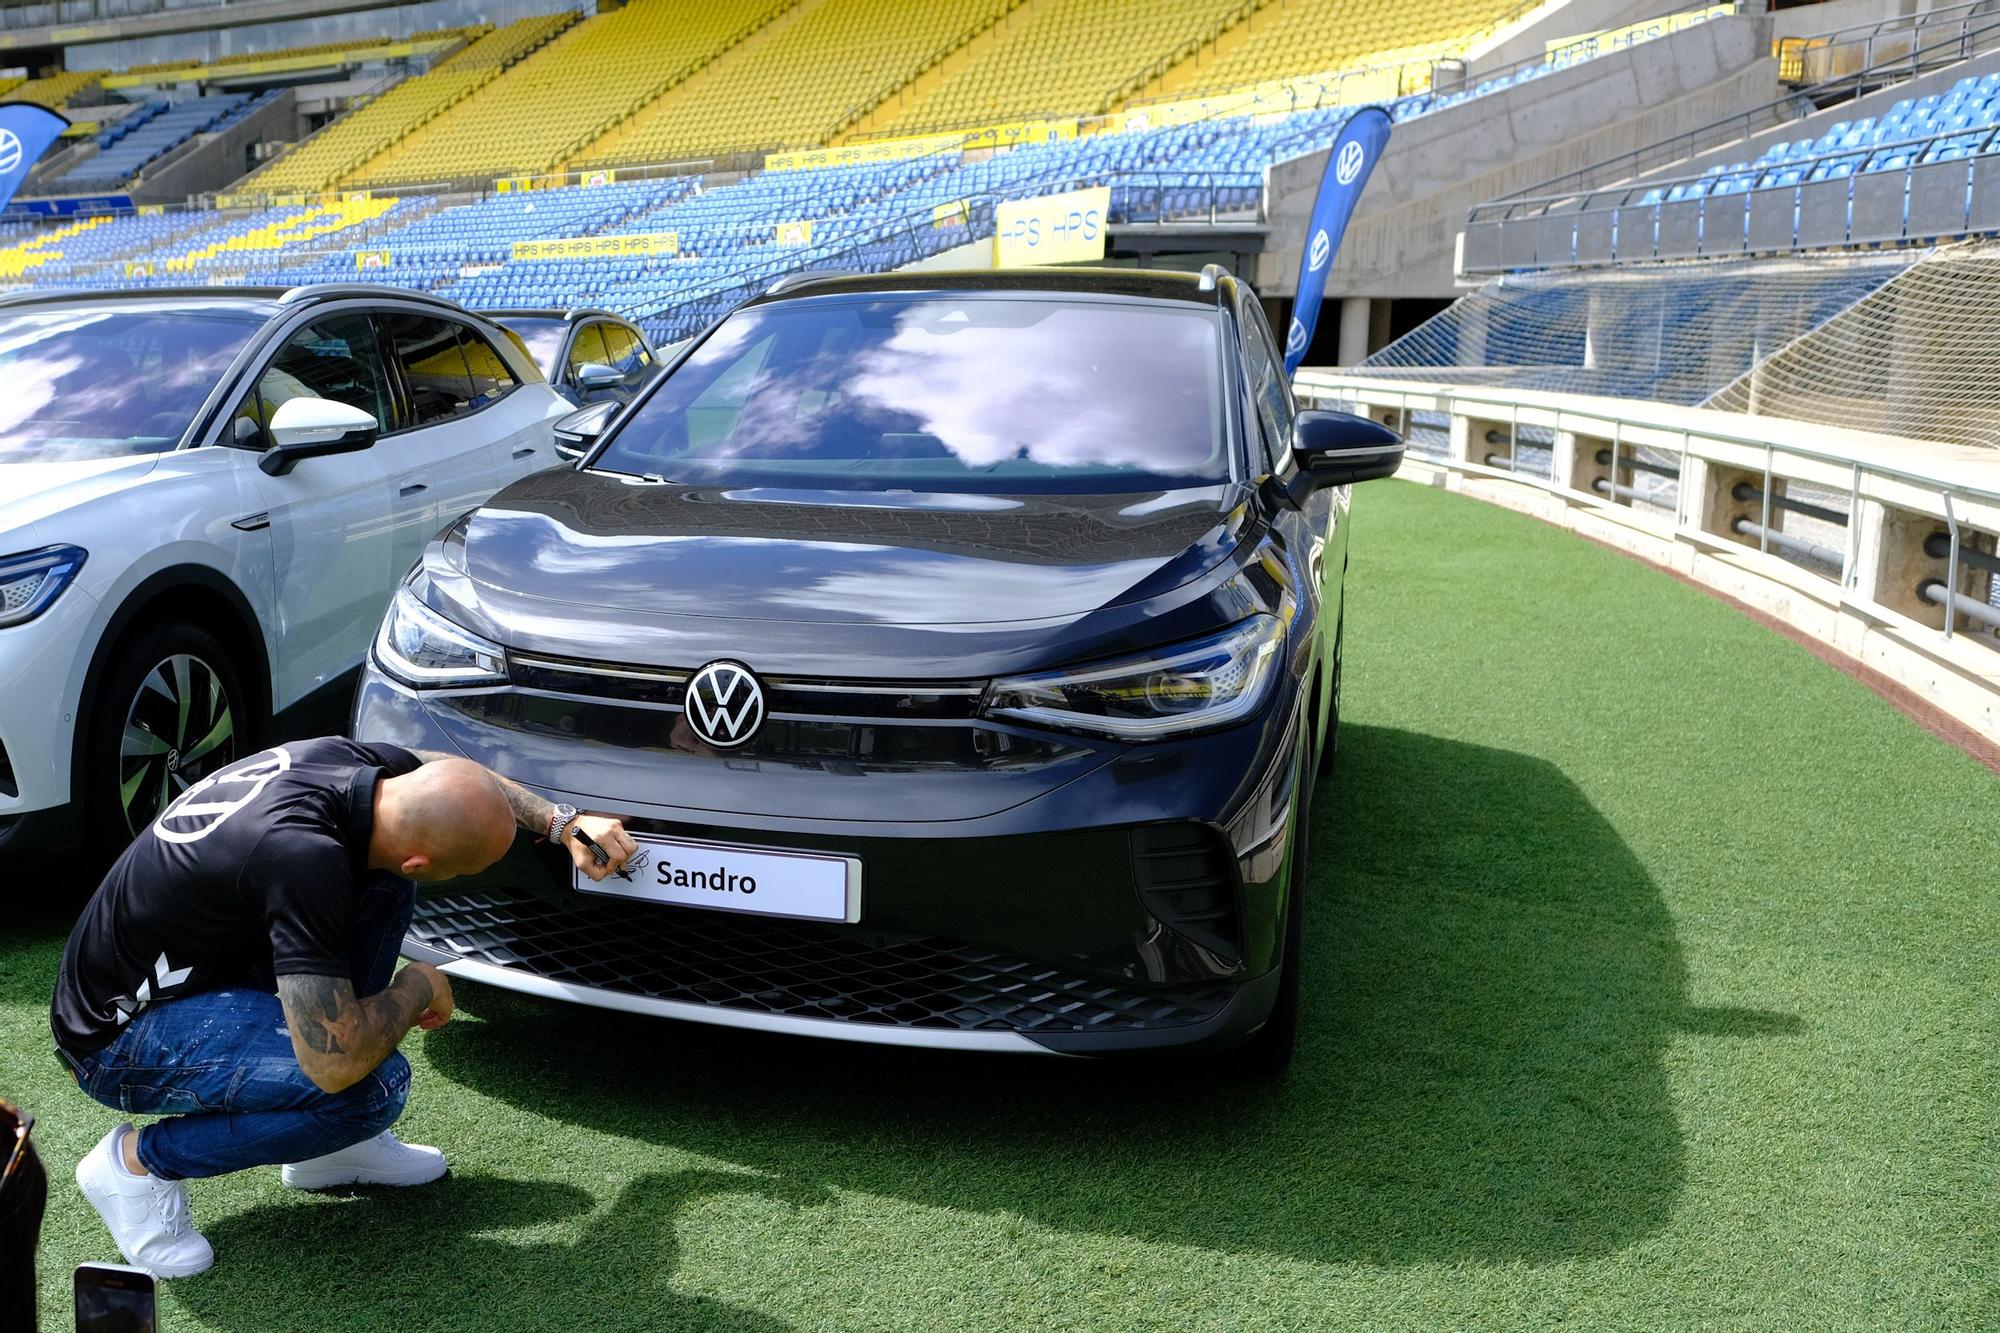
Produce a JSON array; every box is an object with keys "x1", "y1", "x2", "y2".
[{"x1": 74, "y1": 1263, "x2": 157, "y2": 1333}]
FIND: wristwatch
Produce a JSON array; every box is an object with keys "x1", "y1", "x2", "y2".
[{"x1": 548, "y1": 803, "x2": 579, "y2": 844}]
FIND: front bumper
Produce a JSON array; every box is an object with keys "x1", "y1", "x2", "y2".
[
  {"x1": 0, "y1": 581, "x2": 101, "y2": 838},
  {"x1": 355, "y1": 662, "x2": 1305, "y2": 1055}
]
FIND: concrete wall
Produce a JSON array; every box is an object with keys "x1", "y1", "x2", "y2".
[
  {"x1": 1770, "y1": 0, "x2": 1986, "y2": 41},
  {"x1": 134, "y1": 87, "x2": 295, "y2": 204},
  {"x1": 1470, "y1": 0, "x2": 1682, "y2": 75},
  {"x1": 1261, "y1": 15, "x2": 1778, "y2": 299}
]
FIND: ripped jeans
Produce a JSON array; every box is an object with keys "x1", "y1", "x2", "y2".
[{"x1": 64, "y1": 875, "x2": 416, "y2": 1181}]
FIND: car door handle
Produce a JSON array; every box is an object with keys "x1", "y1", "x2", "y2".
[
  {"x1": 512, "y1": 447, "x2": 535, "y2": 459},
  {"x1": 399, "y1": 483, "x2": 428, "y2": 498}
]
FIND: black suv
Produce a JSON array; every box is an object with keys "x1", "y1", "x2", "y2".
[{"x1": 352, "y1": 267, "x2": 1402, "y2": 1071}]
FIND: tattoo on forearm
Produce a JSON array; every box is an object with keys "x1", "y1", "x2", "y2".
[
  {"x1": 409, "y1": 748, "x2": 551, "y2": 833},
  {"x1": 276, "y1": 968, "x2": 435, "y2": 1090}
]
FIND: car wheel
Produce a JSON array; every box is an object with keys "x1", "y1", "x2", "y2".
[
  {"x1": 1222, "y1": 759, "x2": 1310, "y2": 1079},
  {"x1": 85, "y1": 620, "x2": 248, "y2": 842},
  {"x1": 1317, "y1": 609, "x2": 1345, "y2": 778}
]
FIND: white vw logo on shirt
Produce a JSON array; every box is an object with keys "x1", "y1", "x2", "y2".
[{"x1": 152, "y1": 746, "x2": 292, "y2": 844}]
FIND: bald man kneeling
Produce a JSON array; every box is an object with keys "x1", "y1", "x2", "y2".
[{"x1": 51, "y1": 738, "x2": 635, "y2": 1278}]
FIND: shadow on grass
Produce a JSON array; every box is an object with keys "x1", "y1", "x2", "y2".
[
  {"x1": 174, "y1": 1170, "x2": 826, "y2": 1332},
  {"x1": 417, "y1": 724, "x2": 1798, "y2": 1269}
]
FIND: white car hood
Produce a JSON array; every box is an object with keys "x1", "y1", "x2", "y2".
[{"x1": 0, "y1": 455, "x2": 162, "y2": 535}]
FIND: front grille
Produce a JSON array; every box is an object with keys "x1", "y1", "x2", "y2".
[
  {"x1": 508, "y1": 651, "x2": 985, "y2": 721},
  {"x1": 410, "y1": 889, "x2": 1234, "y2": 1035}
]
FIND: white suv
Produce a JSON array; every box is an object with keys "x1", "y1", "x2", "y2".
[{"x1": 0, "y1": 283, "x2": 573, "y2": 856}]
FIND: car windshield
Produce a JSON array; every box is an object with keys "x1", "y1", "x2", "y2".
[
  {"x1": 495, "y1": 316, "x2": 568, "y2": 378},
  {"x1": 591, "y1": 295, "x2": 1230, "y2": 494},
  {"x1": 0, "y1": 305, "x2": 264, "y2": 461}
]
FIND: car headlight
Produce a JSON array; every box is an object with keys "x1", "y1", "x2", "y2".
[
  {"x1": 0, "y1": 545, "x2": 87, "y2": 629},
  {"x1": 983, "y1": 615, "x2": 1286, "y2": 740},
  {"x1": 374, "y1": 585, "x2": 506, "y2": 688}
]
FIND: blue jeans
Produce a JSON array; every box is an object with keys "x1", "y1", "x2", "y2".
[{"x1": 67, "y1": 875, "x2": 417, "y2": 1182}]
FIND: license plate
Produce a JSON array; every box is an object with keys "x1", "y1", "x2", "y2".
[{"x1": 574, "y1": 833, "x2": 861, "y2": 923}]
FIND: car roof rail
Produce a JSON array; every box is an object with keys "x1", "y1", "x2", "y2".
[
  {"x1": 1197, "y1": 263, "x2": 1231, "y2": 295},
  {"x1": 278, "y1": 283, "x2": 469, "y2": 311},
  {"x1": 0, "y1": 284, "x2": 289, "y2": 308},
  {"x1": 764, "y1": 269, "x2": 864, "y2": 297}
]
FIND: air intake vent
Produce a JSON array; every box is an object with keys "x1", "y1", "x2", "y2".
[
  {"x1": 0, "y1": 737, "x2": 15, "y2": 799},
  {"x1": 1130, "y1": 823, "x2": 1239, "y2": 962}
]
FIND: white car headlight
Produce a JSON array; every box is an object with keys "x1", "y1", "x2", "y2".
[
  {"x1": 374, "y1": 585, "x2": 507, "y2": 688},
  {"x1": 0, "y1": 545, "x2": 87, "y2": 629},
  {"x1": 983, "y1": 615, "x2": 1286, "y2": 740}
]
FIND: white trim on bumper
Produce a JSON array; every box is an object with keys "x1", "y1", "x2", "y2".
[{"x1": 424, "y1": 950, "x2": 1060, "y2": 1053}]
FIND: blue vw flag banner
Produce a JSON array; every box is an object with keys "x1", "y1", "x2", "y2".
[
  {"x1": 1284, "y1": 106, "x2": 1392, "y2": 375},
  {"x1": 0, "y1": 102, "x2": 70, "y2": 215}
]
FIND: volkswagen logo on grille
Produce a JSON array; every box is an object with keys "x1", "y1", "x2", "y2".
[{"x1": 684, "y1": 660, "x2": 766, "y2": 749}]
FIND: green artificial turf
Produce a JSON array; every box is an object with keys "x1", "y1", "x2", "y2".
[{"x1": 7, "y1": 477, "x2": 1996, "y2": 1331}]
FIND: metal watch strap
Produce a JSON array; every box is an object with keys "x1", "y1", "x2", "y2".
[{"x1": 548, "y1": 804, "x2": 578, "y2": 844}]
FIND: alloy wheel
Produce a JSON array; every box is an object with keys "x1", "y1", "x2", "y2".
[{"x1": 118, "y1": 653, "x2": 238, "y2": 834}]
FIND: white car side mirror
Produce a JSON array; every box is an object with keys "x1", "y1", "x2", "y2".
[{"x1": 262, "y1": 397, "x2": 380, "y2": 476}]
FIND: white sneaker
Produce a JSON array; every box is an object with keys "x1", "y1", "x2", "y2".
[
  {"x1": 75, "y1": 1124, "x2": 214, "y2": 1280},
  {"x1": 280, "y1": 1131, "x2": 447, "y2": 1190}
]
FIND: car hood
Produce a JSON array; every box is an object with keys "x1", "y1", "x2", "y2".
[
  {"x1": 460, "y1": 467, "x2": 1252, "y2": 628},
  {"x1": 0, "y1": 455, "x2": 162, "y2": 534}
]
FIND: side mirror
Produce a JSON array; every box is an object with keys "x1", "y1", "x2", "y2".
[
  {"x1": 574, "y1": 362, "x2": 626, "y2": 392},
  {"x1": 1283, "y1": 410, "x2": 1405, "y2": 503},
  {"x1": 259, "y1": 397, "x2": 379, "y2": 476},
  {"x1": 553, "y1": 399, "x2": 619, "y2": 462}
]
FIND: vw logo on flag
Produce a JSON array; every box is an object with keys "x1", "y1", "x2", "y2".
[
  {"x1": 0, "y1": 130, "x2": 20, "y2": 176},
  {"x1": 1335, "y1": 139, "x2": 1366, "y2": 186},
  {"x1": 684, "y1": 661, "x2": 766, "y2": 749},
  {"x1": 1308, "y1": 228, "x2": 1331, "y2": 273},
  {"x1": 1286, "y1": 316, "x2": 1309, "y2": 359}
]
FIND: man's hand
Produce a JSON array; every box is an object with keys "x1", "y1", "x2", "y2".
[
  {"x1": 408, "y1": 961, "x2": 454, "y2": 1030},
  {"x1": 567, "y1": 814, "x2": 639, "y2": 882}
]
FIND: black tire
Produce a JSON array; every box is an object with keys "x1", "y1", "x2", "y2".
[
  {"x1": 1221, "y1": 760, "x2": 1311, "y2": 1079},
  {"x1": 1317, "y1": 609, "x2": 1345, "y2": 778},
  {"x1": 83, "y1": 619, "x2": 249, "y2": 845}
]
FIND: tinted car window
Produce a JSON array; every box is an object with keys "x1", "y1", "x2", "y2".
[
  {"x1": 495, "y1": 316, "x2": 566, "y2": 378},
  {"x1": 249, "y1": 314, "x2": 391, "y2": 447},
  {"x1": 599, "y1": 322, "x2": 647, "y2": 375},
  {"x1": 0, "y1": 305, "x2": 262, "y2": 461},
  {"x1": 1240, "y1": 300, "x2": 1292, "y2": 473},
  {"x1": 565, "y1": 322, "x2": 609, "y2": 378},
  {"x1": 593, "y1": 296, "x2": 1228, "y2": 494},
  {"x1": 384, "y1": 313, "x2": 474, "y2": 427},
  {"x1": 457, "y1": 324, "x2": 520, "y2": 406}
]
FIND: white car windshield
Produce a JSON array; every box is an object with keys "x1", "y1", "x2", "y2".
[{"x1": 0, "y1": 305, "x2": 265, "y2": 461}]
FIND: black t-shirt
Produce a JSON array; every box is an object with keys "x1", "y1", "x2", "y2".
[{"x1": 51, "y1": 737, "x2": 422, "y2": 1058}]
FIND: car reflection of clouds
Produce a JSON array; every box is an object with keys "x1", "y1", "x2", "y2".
[
  {"x1": 760, "y1": 553, "x2": 1164, "y2": 627},
  {"x1": 484, "y1": 509, "x2": 893, "y2": 584},
  {"x1": 838, "y1": 309, "x2": 1220, "y2": 471}
]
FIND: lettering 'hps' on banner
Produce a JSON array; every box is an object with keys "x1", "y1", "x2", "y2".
[
  {"x1": 1284, "y1": 106, "x2": 1391, "y2": 375},
  {"x1": 993, "y1": 185, "x2": 1108, "y2": 267},
  {"x1": 0, "y1": 102, "x2": 70, "y2": 214}
]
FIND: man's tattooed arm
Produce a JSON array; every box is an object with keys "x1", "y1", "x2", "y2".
[
  {"x1": 275, "y1": 966, "x2": 441, "y2": 1093},
  {"x1": 408, "y1": 748, "x2": 554, "y2": 835}
]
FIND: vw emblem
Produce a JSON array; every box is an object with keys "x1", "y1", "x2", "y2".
[
  {"x1": 0, "y1": 130, "x2": 20, "y2": 175},
  {"x1": 1335, "y1": 139, "x2": 1366, "y2": 186},
  {"x1": 154, "y1": 747, "x2": 290, "y2": 844},
  {"x1": 1308, "y1": 228, "x2": 1331, "y2": 273},
  {"x1": 1286, "y1": 316, "x2": 1308, "y2": 357},
  {"x1": 684, "y1": 661, "x2": 766, "y2": 749}
]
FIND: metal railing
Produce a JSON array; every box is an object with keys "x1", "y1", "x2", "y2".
[
  {"x1": 1476, "y1": 8, "x2": 2000, "y2": 220},
  {"x1": 1296, "y1": 373, "x2": 2000, "y2": 723},
  {"x1": 1465, "y1": 118, "x2": 2000, "y2": 271},
  {"x1": 1776, "y1": 0, "x2": 2000, "y2": 83}
]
